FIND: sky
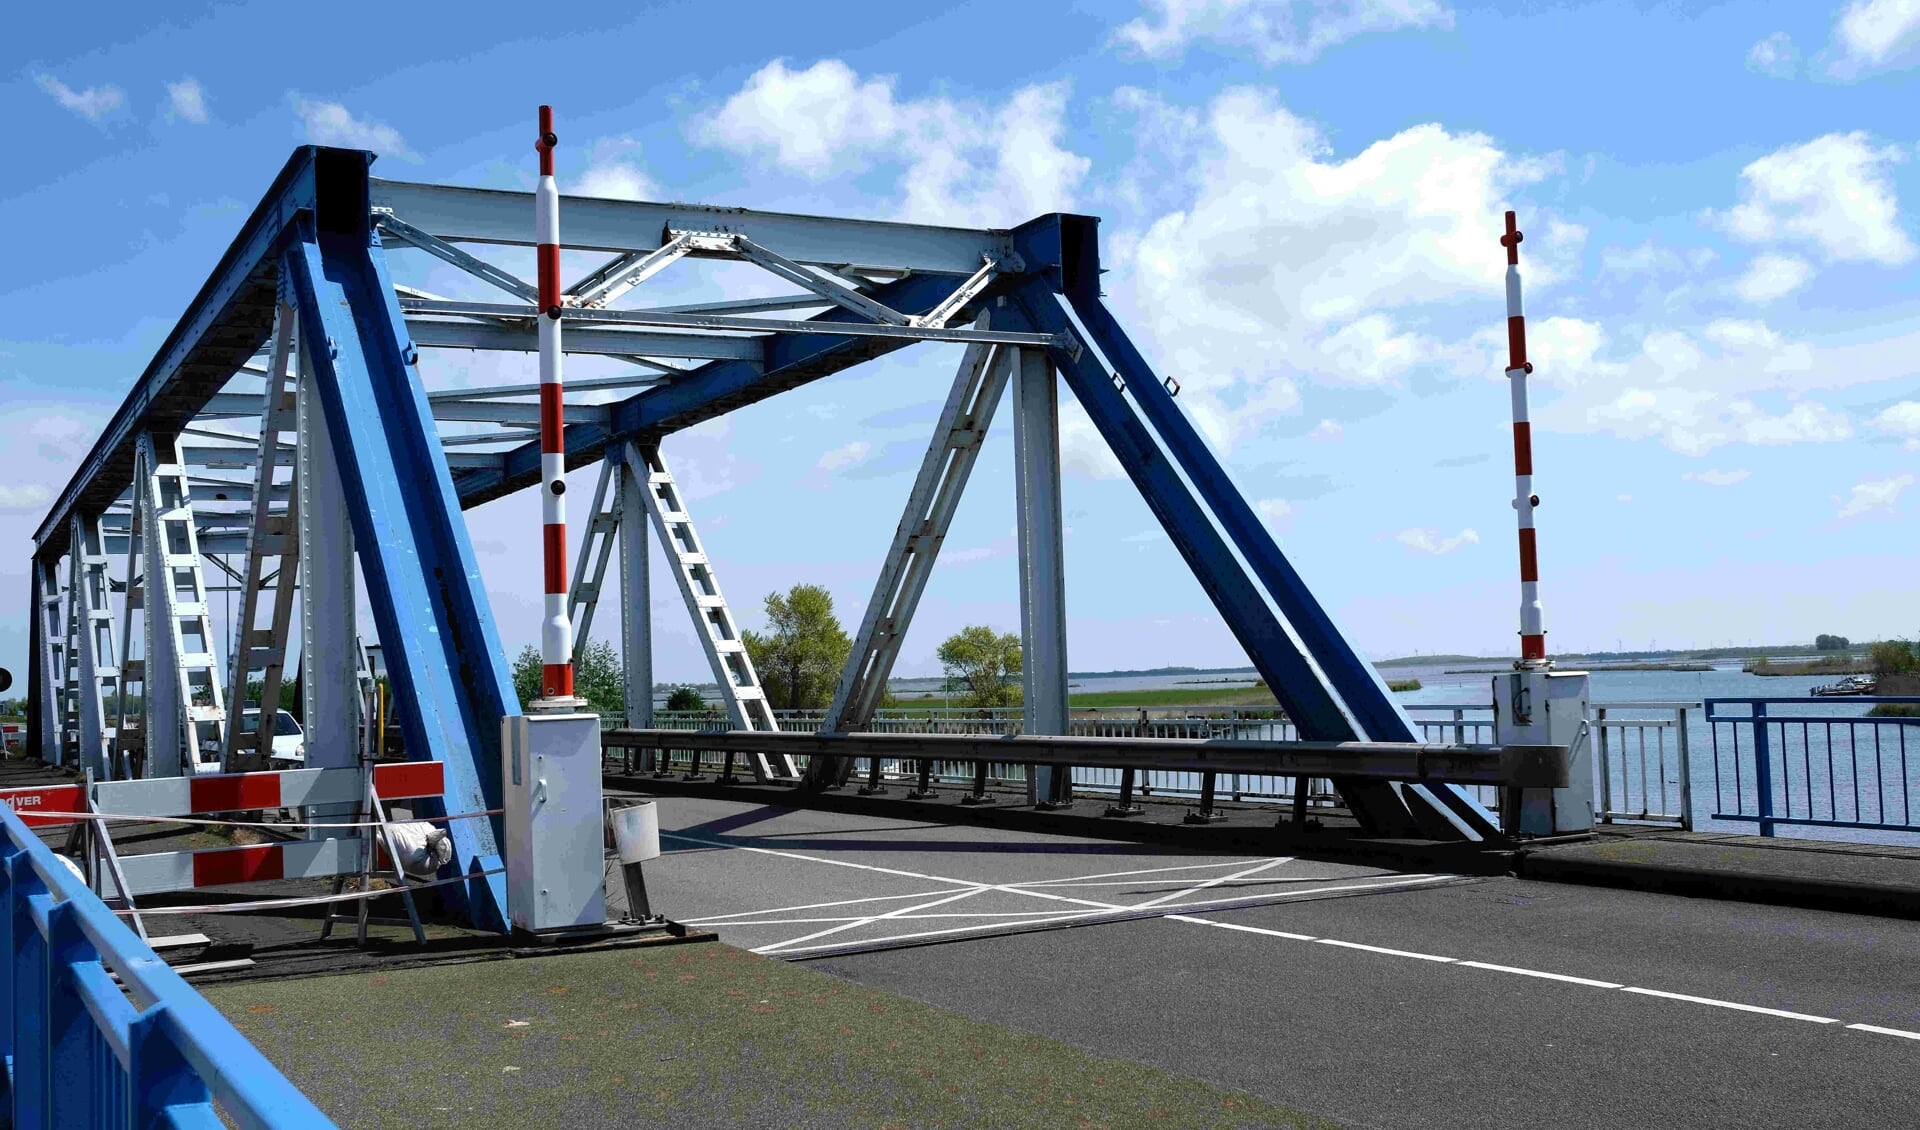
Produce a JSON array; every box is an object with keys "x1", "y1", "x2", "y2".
[{"x1": 2, "y1": 0, "x2": 1918, "y2": 688}]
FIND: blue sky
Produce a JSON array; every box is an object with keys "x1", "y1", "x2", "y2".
[{"x1": 3, "y1": 0, "x2": 1919, "y2": 685}]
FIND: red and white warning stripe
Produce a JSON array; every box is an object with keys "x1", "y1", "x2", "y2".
[
  {"x1": 116, "y1": 836, "x2": 363, "y2": 897},
  {"x1": 1501, "y1": 210, "x2": 1547, "y2": 665},
  {"x1": 536, "y1": 104, "x2": 575, "y2": 699},
  {"x1": 0, "y1": 762, "x2": 444, "y2": 828}
]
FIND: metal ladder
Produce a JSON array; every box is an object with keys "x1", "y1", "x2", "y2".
[
  {"x1": 224, "y1": 311, "x2": 301, "y2": 770},
  {"x1": 131, "y1": 432, "x2": 229, "y2": 777},
  {"x1": 65, "y1": 513, "x2": 121, "y2": 778},
  {"x1": 626, "y1": 441, "x2": 796, "y2": 782}
]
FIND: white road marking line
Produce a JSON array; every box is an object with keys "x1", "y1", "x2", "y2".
[
  {"x1": 1165, "y1": 914, "x2": 1315, "y2": 941},
  {"x1": 1005, "y1": 859, "x2": 1299, "y2": 887},
  {"x1": 1847, "y1": 1023, "x2": 1920, "y2": 1041},
  {"x1": 756, "y1": 886, "x2": 992, "y2": 955},
  {"x1": 659, "y1": 831, "x2": 987, "y2": 890},
  {"x1": 1171, "y1": 913, "x2": 1866, "y2": 1032},
  {"x1": 1316, "y1": 938, "x2": 1457, "y2": 963},
  {"x1": 679, "y1": 890, "x2": 962, "y2": 923},
  {"x1": 1130, "y1": 857, "x2": 1295, "y2": 911},
  {"x1": 1457, "y1": 961, "x2": 1623, "y2": 989},
  {"x1": 1013, "y1": 876, "x2": 1359, "y2": 889},
  {"x1": 769, "y1": 878, "x2": 1460, "y2": 957},
  {"x1": 1619, "y1": 987, "x2": 1838, "y2": 1024}
]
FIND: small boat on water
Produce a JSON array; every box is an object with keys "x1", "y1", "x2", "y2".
[{"x1": 1812, "y1": 674, "x2": 1878, "y2": 697}]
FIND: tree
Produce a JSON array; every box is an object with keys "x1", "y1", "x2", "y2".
[
  {"x1": 741, "y1": 583, "x2": 852, "y2": 710},
  {"x1": 1815, "y1": 634, "x2": 1851, "y2": 652},
  {"x1": 938, "y1": 626, "x2": 1023, "y2": 707},
  {"x1": 665, "y1": 686, "x2": 706, "y2": 712},
  {"x1": 510, "y1": 640, "x2": 625, "y2": 718},
  {"x1": 1870, "y1": 639, "x2": 1917, "y2": 677}
]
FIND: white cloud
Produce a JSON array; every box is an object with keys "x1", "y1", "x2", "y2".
[
  {"x1": 36, "y1": 75, "x2": 124, "y2": 121},
  {"x1": 707, "y1": 59, "x2": 899, "y2": 177},
  {"x1": 702, "y1": 59, "x2": 1088, "y2": 228},
  {"x1": 292, "y1": 97, "x2": 417, "y2": 161},
  {"x1": 1114, "y1": 0, "x2": 1454, "y2": 64},
  {"x1": 1835, "y1": 471, "x2": 1916, "y2": 518},
  {"x1": 1118, "y1": 87, "x2": 1563, "y2": 451},
  {"x1": 1718, "y1": 132, "x2": 1914, "y2": 266},
  {"x1": 1873, "y1": 401, "x2": 1920, "y2": 449},
  {"x1": 576, "y1": 163, "x2": 654, "y2": 200},
  {"x1": 1396, "y1": 527, "x2": 1478, "y2": 555},
  {"x1": 1748, "y1": 32, "x2": 1799, "y2": 77},
  {"x1": 1308, "y1": 418, "x2": 1343, "y2": 441},
  {"x1": 1872, "y1": 400, "x2": 1920, "y2": 435},
  {"x1": 815, "y1": 440, "x2": 871, "y2": 473},
  {"x1": 576, "y1": 139, "x2": 658, "y2": 201},
  {"x1": 1257, "y1": 498, "x2": 1293, "y2": 525},
  {"x1": 166, "y1": 78, "x2": 208, "y2": 124},
  {"x1": 1529, "y1": 316, "x2": 1876, "y2": 455},
  {"x1": 1827, "y1": 0, "x2": 1920, "y2": 76},
  {"x1": 0, "y1": 484, "x2": 51, "y2": 512},
  {"x1": 1318, "y1": 314, "x2": 1438, "y2": 385},
  {"x1": 1734, "y1": 254, "x2": 1814, "y2": 303},
  {"x1": 1060, "y1": 404, "x2": 1125, "y2": 481},
  {"x1": 1684, "y1": 469, "x2": 1751, "y2": 487}
]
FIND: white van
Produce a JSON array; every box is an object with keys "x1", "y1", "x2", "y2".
[{"x1": 194, "y1": 710, "x2": 306, "y2": 773}]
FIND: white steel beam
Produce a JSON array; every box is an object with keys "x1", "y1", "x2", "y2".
[
  {"x1": 617, "y1": 449, "x2": 652, "y2": 734},
  {"x1": 369, "y1": 178, "x2": 1009, "y2": 275},
  {"x1": 404, "y1": 318, "x2": 764, "y2": 361},
  {"x1": 67, "y1": 513, "x2": 119, "y2": 778},
  {"x1": 34, "y1": 557, "x2": 65, "y2": 761},
  {"x1": 375, "y1": 213, "x2": 539, "y2": 303},
  {"x1": 298, "y1": 339, "x2": 360, "y2": 777},
  {"x1": 1013, "y1": 346, "x2": 1070, "y2": 805}
]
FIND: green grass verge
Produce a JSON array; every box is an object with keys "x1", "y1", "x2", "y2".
[{"x1": 210, "y1": 943, "x2": 1336, "y2": 1129}]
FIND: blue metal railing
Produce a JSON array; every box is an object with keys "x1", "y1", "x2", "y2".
[
  {"x1": 2, "y1": 803, "x2": 335, "y2": 1128},
  {"x1": 1706, "y1": 697, "x2": 1920, "y2": 837}
]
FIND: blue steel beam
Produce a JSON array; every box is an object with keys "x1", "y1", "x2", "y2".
[
  {"x1": 1002, "y1": 286, "x2": 1424, "y2": 838},
  {"x1": 281, "y1": 155, "x2": 514, "y2": 929},
  {"x1": 1010, "y1": 213, "x2": 1493, "y2": 838},
  {"x1": 30, "y1": 149, "x2": 330, "y2": 561}
]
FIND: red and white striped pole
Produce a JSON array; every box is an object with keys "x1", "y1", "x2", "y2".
[
  {"x1": 1502, "y1": 210, "x2": 1548, "y2": 667},
  {"x1": 535, "y1": 105, "x2": 575, "y2": 700}
]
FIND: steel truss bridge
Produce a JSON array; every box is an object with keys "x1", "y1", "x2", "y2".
[{"x1": 28, "y1": 145, "x2": 1520, "y2": 931}]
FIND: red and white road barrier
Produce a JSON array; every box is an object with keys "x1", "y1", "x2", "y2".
[
  {"x1": 0, "y1": 762, "x2": 449, "y2": 896},
  {"x1": 535, "y1": 104, "x2": 575, "y2": 700},
  {"x1": 1501, "y1": 211, "x2": 1547, "y2": 666}
]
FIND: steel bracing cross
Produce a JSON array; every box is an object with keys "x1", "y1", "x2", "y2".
[
  {"x1": 625, "y1": 441, "x2": 797, "y2": 783},
  {"x1": 565, "y1": 455, "x2": 622, "y2": 664},
  {"x1": 223, "y1": 304, "x2": 300, "y2": 770},
  {"x1": 807, "y1": 326, "x2": 1013, "y2": 787}
]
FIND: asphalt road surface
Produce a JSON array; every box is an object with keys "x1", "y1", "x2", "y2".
[{"x1": 641, "y1": 794, "x2": 1920, "y2": 1129}]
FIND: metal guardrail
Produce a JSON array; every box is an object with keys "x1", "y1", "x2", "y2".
[
  {"x1": 2, "y1": 803, "x2": 335, "y2": 1128},
  {"x1": 602, "y1": 728, "x2": 1572, "y2": 790},
  {"x1": 1706, "y1": 697, "x2": 1920, "y2": 837},
  {"x1": 614, "y1": 703, "x2": 1703, "y2": 826}
]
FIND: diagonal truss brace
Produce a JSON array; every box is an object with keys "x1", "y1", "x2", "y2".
[
  {"x1": 624, "y1": 440, "x2": 797, "y2": 782},
  {"x1": 807, "y1": 325, "x2": 1012, "y2": 786},
  {"x1": 223, "y1": 304, "x2": 300, "y2": 769},
  {"x1": 724, "y1": 234, "x2": 912, "y2": 326},
  {"x1": 375, "y1": 212, "x2": 539, "y2": 303},
  {"x1": 566, "y1": 456, "x2": 622, "y2": 659}
]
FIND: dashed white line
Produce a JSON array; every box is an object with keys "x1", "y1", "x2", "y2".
[
  {"x1": 1618, "y1": 987, "x2": 1838, "y2": 1024},
  {"x1": 1847, "y1": 1023, "x2": 1920, "y2": 1041},
  {"x1": 1167, "y1": 912, "x2": 1920, "y2": 1041},
  {"x1": 1315, "y1": 938, "x2": 1456, "y2": 962},
  {"x1": 1457, "y1": 961, "x2": 1623, "y2": 989}
]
